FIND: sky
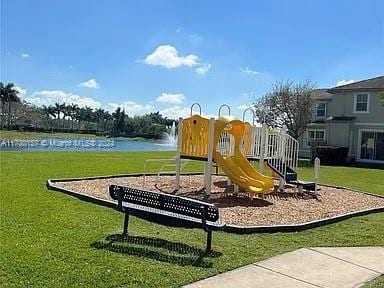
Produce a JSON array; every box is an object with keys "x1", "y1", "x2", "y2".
[{"x1": 1, "y1": 0, "x2": 384, "y2": 119}]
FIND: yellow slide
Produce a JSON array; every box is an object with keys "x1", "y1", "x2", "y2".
[{"x1": 213, "y1": 117, "x2": 274, "y2": 194}]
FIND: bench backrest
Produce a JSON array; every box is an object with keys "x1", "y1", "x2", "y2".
[{"x1": 109, "y1": 185, "x2": 219, "y2": 222}]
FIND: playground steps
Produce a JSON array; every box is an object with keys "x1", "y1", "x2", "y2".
[
  {"x1": 288, "y1": 180, "x2": 316, "y2": 191},
  {"x1": 267, "y1": 160, "x2": 316, "y2": 192}
]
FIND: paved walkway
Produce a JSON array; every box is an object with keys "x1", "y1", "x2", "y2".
[{"x1": 184, "y1": 247, "x2": 384, "y2": 288}]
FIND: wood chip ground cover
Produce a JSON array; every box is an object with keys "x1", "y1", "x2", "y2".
[{"x1": 54, "y1": 175, "x2": 384, "y2": 226}]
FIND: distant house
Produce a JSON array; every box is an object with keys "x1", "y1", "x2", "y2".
[{"x1": 298, "y1": 76, "x2": 384, "y2": 164}]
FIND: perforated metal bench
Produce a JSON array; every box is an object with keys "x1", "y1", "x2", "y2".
[{"x1": 109, "y1": 185, "x2": 226, "y2": 252}]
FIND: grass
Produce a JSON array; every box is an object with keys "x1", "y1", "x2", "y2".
[
  {"x1": 1, "y1": 151, "x2": 383, "y2": 287},
  {"x1": 364, "y1": 276, "x2": 384, "y2": 288},
  {"x1": 297, "y1": 165, "x2": 384, "y2": 196},
  {"x1": 0, "y1": 130, "x2": 158, "y2": 142}
]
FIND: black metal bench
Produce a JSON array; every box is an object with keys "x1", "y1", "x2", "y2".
[{"x1": 109, "y1": 185, "x2": 226, "y2": 252}]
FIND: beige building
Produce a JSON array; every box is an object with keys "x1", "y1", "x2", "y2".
[{"x1": 299, "y1": 76, "x2": 384, "y2": 164}]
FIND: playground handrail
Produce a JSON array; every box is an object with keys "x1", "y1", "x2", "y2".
[
  {"x1": 218, "y1": 104, "x2": 231, "y2": 117},
  {"x1": 190, "y1": 103, "x2": 202, "y2": 116},
  {"x1": 242, "y1": 107, "x2": 256, "y2": 126}
]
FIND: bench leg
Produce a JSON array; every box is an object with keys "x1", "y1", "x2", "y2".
[
  {"x1": 206, "y1": 231, "x2": 212, "y2": 253},
  {"x1": 123, "y1": 212, "x2": 129, "y2": 235}
]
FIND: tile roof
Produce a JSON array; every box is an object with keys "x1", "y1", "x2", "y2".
[
  {"x1": 327, "y1": 76, "x2": 384, "y2": 92},
  {"x1": 313, "y1": 88, "x2": 333, "y2": 100}
]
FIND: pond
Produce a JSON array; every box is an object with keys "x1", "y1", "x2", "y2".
[{"x1": 0, "y1": 138, "x2": 176, "y2": 152}]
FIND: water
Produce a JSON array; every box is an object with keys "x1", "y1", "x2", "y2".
[
  {"x1": 161, "y1": 121, "x2": 177, "y2": 146},
  {"x1": 0, "y1": 137, "x2": 176, "y2": 152}
]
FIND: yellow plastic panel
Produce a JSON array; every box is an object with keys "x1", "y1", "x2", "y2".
[
  {"x1": 180, "y1": 115, "x2": 210, "y2": 158},
  {"x1": 213, "y1": 117, "x2": 274, "y2": 194}
]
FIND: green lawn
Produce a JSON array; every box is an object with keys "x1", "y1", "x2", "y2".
[
  {"x1": 0, "y1": 130, "x2": 158, "y2": 142},
  {"x1": 364, "y1": 276, "x2": 384, "y2": 288},
  {"x1": 1, "y1": 151, "x2": 383, "y2": 287},
  {"x1": 297, "y1": 165, "x2": 384, "y2": 196}
]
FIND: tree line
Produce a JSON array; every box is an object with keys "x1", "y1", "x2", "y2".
[
  {"x1": 0, "y1": 82, "x2": 175, "y2": 139},
  {"x1": 3, "y1": 79, "x2": 346, "y2": 141}
]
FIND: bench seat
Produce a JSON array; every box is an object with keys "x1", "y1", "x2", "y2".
[
  {"x1": 109, "y1": 185, "x2": 226, "y2": 252},
  {"x1": 120, "y1": 201, "x2": 226, "y2": 230}
]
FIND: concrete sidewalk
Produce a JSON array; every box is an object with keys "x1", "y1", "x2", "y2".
[{"x1": 184, "y1": 247, "x2": 384, "y2": 288}]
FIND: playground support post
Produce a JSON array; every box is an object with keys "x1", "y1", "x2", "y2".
[
  {"x1": 204, "y1": 118, "x2": 215, "y2": 196},
  {"x1": 259, "y1": 123, "x2": 267, "y2": 173},
  {"x1": 314, "y1": 157, "x2": 320, "y2": 194},
  {"x1": 175, "y1": 118, "x2": 183, "y2": 190},
  {"x1": 233, "y1": 184, "x2": 239, "y2": 195}
]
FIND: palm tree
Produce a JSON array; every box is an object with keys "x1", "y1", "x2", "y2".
[
  {"x1": 112, "y1": 107, "x2": 126, "y2": 135},
  {"x1": 78, "y1": 106, "x2": 94, "y2": 133},
  {"x1": 1, "y1": 83, "x2": 21, "y2": 130},
  {"x1": 103, "y1": 111, "x2": 113, "y2": 133},
  {"x1": 53, "y1": 102, "x2": 61, "y2": 130},
  {"x1": 42, "y1": 105, "x2": 50, "y2": 118},
  {"x1": 53, "y1": 102, "x2": 66, "y2": 130},
  {"x1": 94, "y1": 108, "x2": 106, "y2": 132},
  {"x1": 77, "y1": 107, "x2": 86, "y2": 131},
  {"x1": 54, "y1": 102, "x2": 62, "y2": 120},
  {"x1": 48, "y1": 105, "x2": 56, "y2": 119},
  {"x1": 0, "y1": 82, "x2": 5, "y2": 129},
  {"x1": 61, "y1": 103, "x2": 72, "y2": 130},
  {"x1": 42, "y1": 105, "x2": 53, "y2": 131},
  {"x1": 69, "y1": 103, "x2": 79, "y2": 131}
]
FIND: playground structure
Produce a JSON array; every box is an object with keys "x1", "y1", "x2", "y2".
[{"x1": 145, "y1": 103, "x2": 317, "y2": 197}]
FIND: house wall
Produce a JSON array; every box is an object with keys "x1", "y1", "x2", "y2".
[
  {"x1": 300, "y1": 90, "x2": 384, "y2": 160},
  {"x1": 327, "y1": 122, "x2": 350, "y2": 147},
  {"x1": 298, "y1": 135, "x2": 310, "y2": 158},
  {"x1": 332, "y1": 91, "x2": 384, "y2": 159},
  {"x1": 327, "y1": 91, "x2": 384, "y2": 122},
  {"x1": 298, "y1": 123, "x2": 327, "y2": 158}
]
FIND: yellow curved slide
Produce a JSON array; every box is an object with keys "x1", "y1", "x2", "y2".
[{"x1": 213, "y1": 117, "x2": 274, "y2": 194}]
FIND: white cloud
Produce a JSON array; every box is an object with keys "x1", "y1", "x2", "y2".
[
  {"x1": 160, "y1": 106, "x2": 191, "y2": 119},
  {"x1": 25, "y1": 90, "x2": 101, "y2": 108},
  {"x1": 78, "y1": 78, "x2": 99, "y2": 89},
  {"x1": 336, "y1": 79, "x2": 355, "y2": 86},
  {"x1": 195, "y1": 63, "x2": 211, "y2": 75},
  {"x1": 159, "y1": 106, "x2": 218, "y2": 119},
  {"x1": 156, "y1": 93, "x2": 185, "y2": 104},
  {"x1": 17, "y1": 87, "x2": 157, "y2": 117},
  {"x1": 21, "y1": 53, "x2": 30, "y2": 58},
  {"x1": 143, "y1": 45, "x2": 199, "y2": 69},
  {"x1": 14, "y1": 86, "x2": 27, "y2": 98},
  {"x1": 107, "y1": 101, "x2": 154, "y2": 116},
  {"x1": 240, "y1": 67, "x2": 259, "y2": 75}
]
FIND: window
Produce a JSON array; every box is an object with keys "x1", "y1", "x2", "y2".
[
  {"x1": 307, "y1": 130, "x2": 325, "y2": 146},
  {"x1": 354, "y1": 93, "x2": 369, "y2": 113},
  {"x1": 316, "y1": 102, "x2": 327, "y2": 118},
  {"x1": 359, "y1": 130, "x2": 384, "y2": 162}
]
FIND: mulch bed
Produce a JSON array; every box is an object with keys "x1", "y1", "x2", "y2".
[{"x1": 54, "y1": 174, "x2": 384, "y2": 226}]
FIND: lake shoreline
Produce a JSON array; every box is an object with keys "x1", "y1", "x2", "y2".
[
  {"x1": 0, "y1": 130, "x2": 161, "y2": 142},
  {"x1": 0, "y1": 131, "x2": 176, "y2": 152}
]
